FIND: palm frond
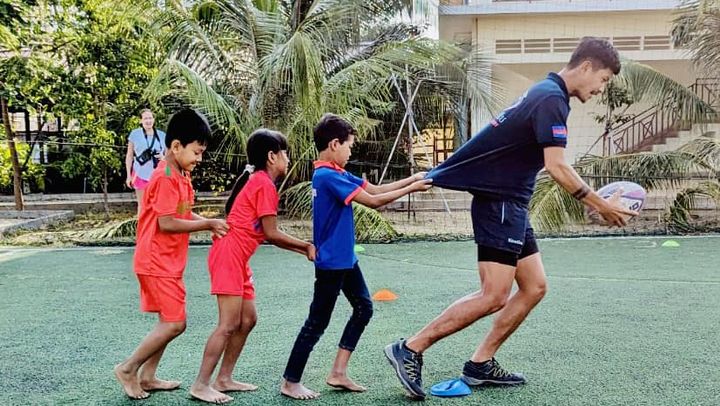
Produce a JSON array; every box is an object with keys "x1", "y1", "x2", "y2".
[
  {"x1": 283, "y1": 180, "x2": 313, "y2": 219},
  {"x1": 574, "y1": 150, "x2": 716, "y2": 190},
  {"x1": 158, "y1": 0, "x2": 233, "y2": 72},
  {"x1": 353, "y1": 203, "x2": 399, "y2": 242},
  {"x1": 529, "y1": 175, "x2": 585, "y2": 232},
  {"x1": 672, "y1": 0, "x2": 720, "y2": 76},
  {"x1": 79, "y1": 217, "x2": 138, "y2": 239},
  {"x1": 617, "y1": 60, "x2": 718, "y2": 124},
  {"x1": 677, "y1": 132, "x2": 720, "y2": 168},
  {"x1": 216, "y1": 0, "x2": 281, "y2": 63},
  {"x1": 530, "y1": 146, "x2": 719, "y2": 231},
  {"x1": 146, "y1": 59, "x2": 251, "y2": 156},
  {"x1": 667, "y1": 180, "x2": 720, "y2": 232},
  {"x1": 0, "y1": 24, "x2": 19, "y2": 50}
]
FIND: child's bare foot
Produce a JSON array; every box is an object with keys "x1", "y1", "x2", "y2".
[
  {"x1": 212, "y1": 378, "x2": 258, "y2": 392},
  {"x1": 326, "y1": 373, "x2": 367, "y2": 392},
  {"x1": 140, "y1": 377, "x2": 181, "y2": 391},
  {"x1": 190, "y1": 382, "x2": 233, "y2": 404},
  {"x1": 280, "y1": 379, "x2": 320, "y2": 400},
  {"x1": 114, "y1": 364, "x2": 149, "y2": 400}
]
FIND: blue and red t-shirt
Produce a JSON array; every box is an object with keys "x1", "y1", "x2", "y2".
[{"x1": 312, "y1": 161, "x2": 368, "y2": 270}]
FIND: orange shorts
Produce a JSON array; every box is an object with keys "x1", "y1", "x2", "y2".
[
  {"x1": 209, "y1": 262, "x2": 256, "y2": 299},
  {"x1": 137, "y1": 274, "x2": 186, "y2": 322}
]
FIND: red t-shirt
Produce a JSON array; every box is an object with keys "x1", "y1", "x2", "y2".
[
  {"x1": 134, "y1": 161, "x2": 195, "y2": 278},
  {"x1": 208, "y1": 170, "x2": 279, "y2": 272}
]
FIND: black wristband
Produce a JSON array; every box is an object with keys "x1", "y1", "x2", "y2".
[{"x1": 572, "y1": 185, "x2": 591, "y2": 200}]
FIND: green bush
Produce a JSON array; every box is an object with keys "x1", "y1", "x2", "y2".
[{"x1": 0, "y1": 138, "x2": 45, "y2": 194}]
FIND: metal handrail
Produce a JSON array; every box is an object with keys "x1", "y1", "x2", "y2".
[{"x1": 599, "y1": 77, "x2": 719, "y2": 155}]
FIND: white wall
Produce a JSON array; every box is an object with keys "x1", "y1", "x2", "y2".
[{"x1": 438, "y1": 8, "x2": 701, "y2": 161}]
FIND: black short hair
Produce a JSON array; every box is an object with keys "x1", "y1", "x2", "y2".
[
  {"x1": 568, "y1": 37, "x2": 621, "y2": 75},
  {"x1": 165, "y1": 109, "x2": 211, "y2": 148},
  {"x1": 313, "y1": 113, "x2": 355, "y2": 151}
]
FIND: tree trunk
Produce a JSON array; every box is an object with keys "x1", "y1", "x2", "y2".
[
  {"x1": 102, "y1": 166, "x2": 110, "y2": 220},
  {"x1": 1, "y1": 97, "x2": 24, "y2": 211}
]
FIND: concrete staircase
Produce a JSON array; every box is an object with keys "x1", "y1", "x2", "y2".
[
  {"x1": 603, "y1": 77, "x2": 719, "y2": 155},
  {"x1": 650, "y1": 123, "x2": 720, "y2": 153}
]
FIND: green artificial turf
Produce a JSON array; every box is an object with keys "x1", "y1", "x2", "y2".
[{"x1": 1, "y1": 236, "x2": 719, "y2": 405}]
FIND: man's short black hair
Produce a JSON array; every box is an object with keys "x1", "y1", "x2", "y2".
[
  {"x1": 568, "y1": 36, "x2": 621, "y2": 75},
  {"x1": 313, "y1": 113, "x2": 355, "y2": 151},
  {"x1": 165, "y1": 109, "x2": 211, "y2": 148}
]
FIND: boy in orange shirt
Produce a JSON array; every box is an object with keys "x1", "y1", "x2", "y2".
[{"x1": 114, "y1": 109, "x2": 230, "y2": 400}]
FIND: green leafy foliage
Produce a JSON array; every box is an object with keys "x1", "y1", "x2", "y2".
[{"x1": 0, "y1": 133, "x2": 44, "y2": 193}]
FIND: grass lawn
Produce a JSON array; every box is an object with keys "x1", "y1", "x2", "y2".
[{"x1": 1, "y1": 236, "x2": 719, "y2": 405}]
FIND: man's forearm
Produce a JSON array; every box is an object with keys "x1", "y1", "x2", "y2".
[{"x1": 545, "y1": 163, "x2": 606, "y2": 210}]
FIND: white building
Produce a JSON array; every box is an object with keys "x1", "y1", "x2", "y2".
[{"x1": 438, "y1": 0, "x2": 712, "y2": 161}]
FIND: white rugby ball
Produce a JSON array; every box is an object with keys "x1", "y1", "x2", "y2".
[{"x1": 587, "y1": 181, "x2": 646, "y2": 223}]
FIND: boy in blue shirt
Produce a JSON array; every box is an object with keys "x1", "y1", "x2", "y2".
[{"x1": 280, "y1": 114, "x2": 432, "y2": 400}]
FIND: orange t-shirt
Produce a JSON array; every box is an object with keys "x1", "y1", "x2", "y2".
[
  {"x1": 208, "y1": 170, "x2": 279, "y2": 273},
  {"x1": 134, "y1": 160, "x2": 195, "y2": 278}
]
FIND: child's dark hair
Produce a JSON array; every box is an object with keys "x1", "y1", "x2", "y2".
[
  {"x1": 313, "y1": 113, "x2": 355, "y2": 151},
  {"x1": 225, "y1": 129, "x2": 288, "y2": 214},
  {"x1": 165, "y1": 109, "x2": 212, "y2": 148}
]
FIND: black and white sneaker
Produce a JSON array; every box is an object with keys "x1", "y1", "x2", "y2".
[
  {"x1": 384, "y1": 339, "x2": 426, "y2": 400},
  {"x1": 461, "y1": 358, "x2": 526, "y2": 386}
]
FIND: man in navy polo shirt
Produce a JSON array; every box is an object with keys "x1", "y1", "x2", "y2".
[
  {"x1": 280, "y1": 113, "x2": 432, "y2": 400},
  {"x1": 385, "y1": 37, "x2": 637, "y2": 400}
]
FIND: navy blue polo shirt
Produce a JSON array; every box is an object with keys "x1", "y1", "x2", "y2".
[
  {"x1": 312, "y1": 161, "x2": 368, "y2": 270},
  {"x1": 428, "y1": 72, "x2": 570, "y2": 205}
]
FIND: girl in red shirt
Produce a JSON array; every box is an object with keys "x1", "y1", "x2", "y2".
[{"x1": 190, "y1": 129, "x2": 315, "y2": 404}]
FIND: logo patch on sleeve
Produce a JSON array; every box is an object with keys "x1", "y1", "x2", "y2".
[{"x1": 552, "y1": 126, "x2": 568, "y2": 140}]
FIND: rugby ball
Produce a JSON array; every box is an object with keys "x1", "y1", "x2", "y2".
[{"x1": 587, "y1": 181, "x2": 646, "y2": 223}]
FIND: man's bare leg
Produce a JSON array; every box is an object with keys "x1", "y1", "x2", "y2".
[
  {"x1": 405, "y1": 262, "x2": 517, "y2": 353},
  {"x1": 472, "y1": 253, "x2": 547, "y2": 362},
  {"x1": 384, "y1": 262, "x2": 516, "y2": 399}
]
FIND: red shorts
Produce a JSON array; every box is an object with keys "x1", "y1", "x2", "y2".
[
  {"x1": 137, "y1": 274, "x2": 186, "y2": 322},
  {"x1": 209, "y1": 262, "x2": 256, "y2": 299}
]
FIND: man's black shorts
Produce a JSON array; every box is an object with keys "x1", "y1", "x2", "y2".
[{"x1": 471, "y1": 196, "x2": 540, "y2": 267}]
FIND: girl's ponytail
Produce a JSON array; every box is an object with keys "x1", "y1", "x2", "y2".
[
  {"x1": 225, "y1": 129, "x2": 287, "y2": 215},
  {"x1": 225, "y1": 164, "x2": 255, "y2": 214}
]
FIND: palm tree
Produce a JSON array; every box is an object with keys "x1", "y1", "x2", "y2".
[
  {"x1": 673, "y1": 0, "x2": 720, "y2": 77},
  {"x1": 530, "y1": 135, "x2": 720, "y2": 232},
  {"x1": 132, "y1": 0, "x2": 495, "y2": 241},
  {"x1": 147, "y1": 0, "x2": 494, "y2": 179}
]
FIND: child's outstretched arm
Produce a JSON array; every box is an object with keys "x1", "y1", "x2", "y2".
[
  {"x1": 158, "y1": 215, "x2": 229, "y2": 238},
  {"x1": 260, "y1": 215, "x2": 315, "y2": 261},
  {"x1": 364, "y1": 172, "x2": 427, "y2": 194},
  {"x1": 352, "y1": 178, "x2": 432, "y2": 209}
]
